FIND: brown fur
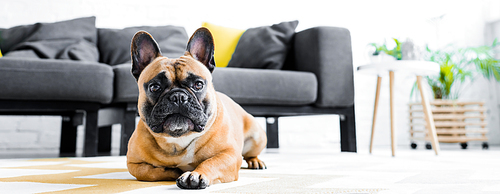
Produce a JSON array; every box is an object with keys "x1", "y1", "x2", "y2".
[{"x1": 127, "y1": 53, "x2": 267, "y2": 187}]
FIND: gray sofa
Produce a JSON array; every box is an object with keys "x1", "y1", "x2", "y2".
[{"x1": 0, "y1": 17, "x2": 356, "y2": 157}]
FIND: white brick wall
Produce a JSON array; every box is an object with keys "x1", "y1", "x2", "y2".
[
  {"x1": 0, "y1": 0, "x2": 498, "y2": 153},
  {"x1": 0, "y1": 116, "x2": 61, "y2": 150}
]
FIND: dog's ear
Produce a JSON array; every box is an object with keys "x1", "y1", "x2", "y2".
[
  {"x1": 131, "y1": 31, "x2": 161, "y2": 80},
  {"x1": 186, "y1": 27, "x2": 215, "y2": 73}
]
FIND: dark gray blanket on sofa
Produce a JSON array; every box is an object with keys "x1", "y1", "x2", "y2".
[{"x1": 1, "y1": 17, "x2": 98, "y2": 61}]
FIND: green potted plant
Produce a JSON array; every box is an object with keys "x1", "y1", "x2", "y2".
[
  {"x1": 412, "y1": 40, "x2": 500, "y2": 99},
  {"x1": 369, "y1": 38, "x2": 403, "y2": 60},
  {"x1": 409, "y1": 40, "x2": 499, "y2": 149}
]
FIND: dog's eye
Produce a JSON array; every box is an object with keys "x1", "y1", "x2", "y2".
[
  {"x1": 149, "y1": 83, "x2": 161, "y2": 93},
  {"x1": 193, "y1": 81, "x2": 204, "y2": 91}
]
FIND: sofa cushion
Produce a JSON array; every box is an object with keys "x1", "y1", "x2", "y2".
[
  {"x1": 112, "y1": 65, "x2": 317, "y2": 106},
  {"x1": 212, "y1": 67, "x2": 317, "y2": 105},
  {"x1": 112, "y1": 63, "x2": 138, "y2": 102},
  {"x1": 227, "y1": 21, "x2": 298, "y2": 70},
  {"x1": 0, "y1": 58, "x2": 113, "y2": 104},
  {"x1": 0, "y1": 24, "x2": 37, "y2": 54},
  {"x1": 98, "y1": 26, "x2": 188, "y2": 66},
  {"x1": 0, "y1": 17, "x2": 99, "y2": 61},
  {"x1": 201, "y1": 22, "x2": 245, "y2": 68}
]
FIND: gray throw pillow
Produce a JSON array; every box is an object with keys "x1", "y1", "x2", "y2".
[
  {"x1": 227, "y1": 21, "x2": 298, "y2": 69},
  {"x1": 25, "y1": 17, "x2": 97, "y2": 44},
  {"x1": 0, "y1": 24, "x2": 39, "y2": 53},
  {"x1": 0, "y1": 17, "x2": 97, "y2": 54},
  {"x1": 98, "y1": 26, "x2": 188, "y2": 65},
  {"x1": 0, "y1": 17, "x2": 99, "y2": 61}
]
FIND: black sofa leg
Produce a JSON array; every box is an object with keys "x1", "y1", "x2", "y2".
[
  {"x1": 266, "y1": 117, "x2": 279, "y2": 148},
  {"x1": 340, "y1": 105, "x2": 357, "y2": 152},
  {"x1": 98, "y1": 126, "x2": 112, "y2": 154},
  {"x1": 83, "y1": 110, "x2": 99, "y2": 157},
  {"x1": 59, "y1": 113, "x2": 81, "y2": 157},
  {"x1": 120, "y1": 103, "x2": 137, "y2": 156}
]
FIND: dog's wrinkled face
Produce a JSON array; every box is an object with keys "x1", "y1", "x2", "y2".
[
  {"x1": 139, "y1": 57, "x2": 211, "y2": 137},
  {"x1": 131, "y1": 28, "x2": 216, "y2": 137}
]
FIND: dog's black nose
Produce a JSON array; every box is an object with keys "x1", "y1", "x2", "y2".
[{"x1": 169, "y1": 92, "x2": 189, "y2": 105}]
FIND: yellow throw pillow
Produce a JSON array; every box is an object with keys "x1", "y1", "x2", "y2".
[
  {"x1": 202, "y1": 22, "x2": 245, "y2": 68},
  {"x1": 0, "y1": 49, "x2": 2, "y2": 58}
]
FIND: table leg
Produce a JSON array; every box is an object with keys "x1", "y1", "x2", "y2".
[
  {"x1": 416, "y1": 75, "x2": 440, "y2": 155},
  {"x1": 389, "y1": 71, "x2": 396, "y2": 157},
  {"x1": 370, "y1": 76, "x2": 382, "y2": 154}
]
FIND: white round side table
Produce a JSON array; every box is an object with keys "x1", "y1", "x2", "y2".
[{"x1": 357, "y1": 60, "x2": 440, "y2": 156}]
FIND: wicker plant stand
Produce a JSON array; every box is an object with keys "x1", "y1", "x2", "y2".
[{"x1": 409, "y1": 100, "x2": 489, "y2": 149}]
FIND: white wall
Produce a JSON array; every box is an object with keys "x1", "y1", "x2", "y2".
[{"x1": 0, "y1": 0, "x2": 499, "y2": 152}]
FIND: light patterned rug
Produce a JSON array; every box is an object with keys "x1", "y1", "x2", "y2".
[{"x1": 0, "y1": 147, "x2": 499, "y2": 193}]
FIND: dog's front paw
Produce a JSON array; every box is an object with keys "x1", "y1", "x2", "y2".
[
  {"x1": 176, "y1": 171, "x2": 209, "y2": 189},
  {"x1": 245, "y1": 157, "x2": 266, "y2": 169}
]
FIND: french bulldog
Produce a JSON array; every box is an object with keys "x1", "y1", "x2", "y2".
[{"x1": 126, "y1": 27, "x2": 267, "y2": 189}]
